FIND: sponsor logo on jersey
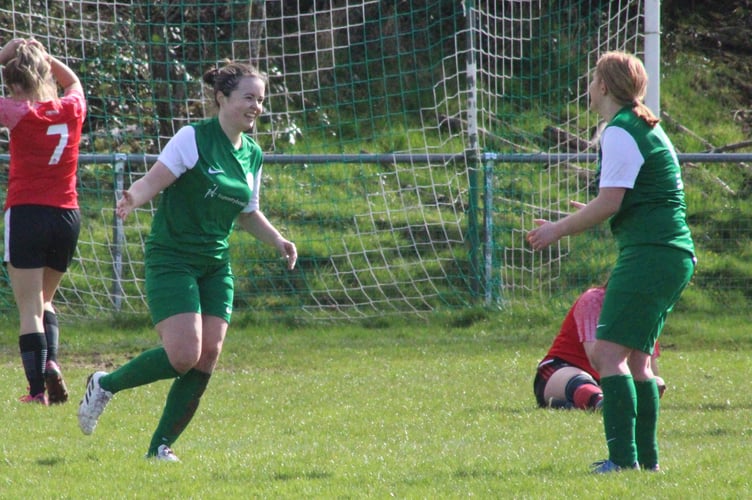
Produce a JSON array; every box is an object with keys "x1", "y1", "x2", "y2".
[{"x1": 204, "y1": 183, "x2": 247, "y2": 207}]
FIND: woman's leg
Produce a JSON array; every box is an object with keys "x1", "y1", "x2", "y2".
[
  {"x1": 100, "y1": 312, "x2": 201, "y2": 393},
  {"x1": 147, "y1": 315, "x2": 228, "y2": 457},
  {"x1": 42, "y1": 267, "x2": 68, "y2": 402},
  {"x1": 629, "y1": 350, "x2": 661, "y2": 470},
  {"x1": 41, "y1": 266, "x2": 65, "y2": 360},
  {"x1": 9, "y1": 265, "x2": 47, "y2": 400},
  {"x1": 543, "y1": 366, "x2": 602, "y2": 409},
  {"x1": 9, "y1": 265, "x2": 46, "y2": 333},
  {"x1": 592, "y1": 339, "x2": 638, "y2": 468},
  {"x1": 78, "y1": 313, "x2": 196, "y2": 435}
]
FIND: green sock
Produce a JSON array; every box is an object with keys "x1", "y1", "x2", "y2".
[
  {"x1": 634, "y1": 378, "x2": 660, "y2": 469},
  {"x1": 100, "y1": 347, "x2": 180, "y2": 394},
  {"x1": 600, "y1": 374, "x2": 637, "y2": 467},
  {"x1": 147, "y1": 369, "x2": 212, "y2": 456}
]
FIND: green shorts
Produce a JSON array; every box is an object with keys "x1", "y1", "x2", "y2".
[
  {"x1": 596, "y1": 245, "x2": 695, "y2": 354},
  {"x1": 145, "y1": 250, "x2": 235, "y2": 325}
]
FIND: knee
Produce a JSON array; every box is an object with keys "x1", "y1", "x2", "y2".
[
  {"x1": 166, "y1": 347, "x2": 202, "y2": 374},
  {"x1": 195, "y1": 342, "x2": 224, "y2": 373},
  {"x1": 591, "y1": 343, "x2": 630, "y2": 376},
  {"x1": 590, "y1": 346, "x2": 615, "y2": 373},
  {"x1": 202, "y1": 346, "x2": 221, "y2": 366},
  {"x1": 170, "y1": 356, "x2": 200, "y2": 374}
]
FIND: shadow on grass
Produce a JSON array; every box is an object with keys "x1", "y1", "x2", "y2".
[{"x1": 35, "y1": 456, "x2": 67, "y2": 467}]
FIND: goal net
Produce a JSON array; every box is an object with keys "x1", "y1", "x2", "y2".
[{"x1": 0, "y1": 0, "x2": 645, "y2": 319}]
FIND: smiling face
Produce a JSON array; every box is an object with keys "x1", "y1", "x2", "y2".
[{"x1": 217, "y1": 75, "x2": 266, "y2": 136}]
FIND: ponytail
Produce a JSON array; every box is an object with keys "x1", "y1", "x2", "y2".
[{"x1": 633, "y1": 101, "x2": 660, "y2": 128}]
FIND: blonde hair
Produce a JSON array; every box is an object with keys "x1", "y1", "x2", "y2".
[
  {"x1": 595, "y1": 51, "x2": 659, "y2": 127},
  {"x1": 1, "y1": 40, "x2": 56, "y2": 102}
]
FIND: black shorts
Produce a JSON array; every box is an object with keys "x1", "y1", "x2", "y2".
[
  {"x1": 4, "y1": 205, "x2": 81, "y2": 272},
  {"x1": 533, "y1": 357, "x2": 574, "y2": 408}
]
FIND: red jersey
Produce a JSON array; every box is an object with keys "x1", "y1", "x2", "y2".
[
  {"x1": 541, "y1": 287, "x2": 604, "y2": 381},
  {"x1": 1, "y1": 88, "x2": 86, "y2": 209},
  {"x1": 540, "y1": 287, "x2": 661, "y2": 382}
]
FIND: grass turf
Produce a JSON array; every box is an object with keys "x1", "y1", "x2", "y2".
[{"x1": 0, "y1": 309, "x2": 749, "y2": 498}]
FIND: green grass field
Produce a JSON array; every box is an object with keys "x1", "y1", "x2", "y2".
[{"x1": 0, "y1": 307, "x2": 749, "y2": 499}]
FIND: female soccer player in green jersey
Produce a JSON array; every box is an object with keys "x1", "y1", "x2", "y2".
[
  {"x1": 78, "y1": 61, "x2": 297, "y2": 461},
  {"x1": 527, "y1": 51, "x2": 695, "y2": 474}
]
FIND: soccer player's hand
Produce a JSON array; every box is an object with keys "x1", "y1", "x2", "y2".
[
  {"x1": 0, "y1": 38, "x2": 25, "y2": 65},
  {"x1": 116, "y1": 190, "x2": 136, "y2": 220},
  {"x1": 276, "y1": 238, "x2": 298, "y2": 270},
  {"x1": 655, "y1": 375, "x2": 667, "y2": 398},
  {"x1": 527, "y1": 219, "x2": 560, "y2": 250}
]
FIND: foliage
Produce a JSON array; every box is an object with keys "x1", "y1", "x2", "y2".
[{"x1": 2, "y1": 2, "x2": 752, "y2": 318}]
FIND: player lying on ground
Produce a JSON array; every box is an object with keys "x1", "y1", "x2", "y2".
[{"x1": 534, "y1": 286, "x2": 665, "y2": 411}]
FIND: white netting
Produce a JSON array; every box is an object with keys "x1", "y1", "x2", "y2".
[{"x1": 0, "y1": 1, "x2": 645, "y2": 319}]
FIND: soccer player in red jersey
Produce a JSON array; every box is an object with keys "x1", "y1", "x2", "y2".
[
  {"x1": 534, "y1": 286, "x2": 665, "y2": 411},
  {"x1": 0, "y1": 38, "x2": 86, "y2": 405}
]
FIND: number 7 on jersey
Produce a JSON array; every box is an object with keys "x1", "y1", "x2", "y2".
[{"x1": 47, "y1": 123, "x2": 69, "y2": 165}]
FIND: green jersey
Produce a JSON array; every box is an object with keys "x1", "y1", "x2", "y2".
[
  {"x1": 146, "y1": 117, "x2": 263, "y2": 264},
  {"x1": 598, "y1": 107, "x2": 694, "y2": 255}
]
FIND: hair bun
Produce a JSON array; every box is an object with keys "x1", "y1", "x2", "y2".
[{"x1": 202, "y1": 67, "x2": 220, "y2": 86}]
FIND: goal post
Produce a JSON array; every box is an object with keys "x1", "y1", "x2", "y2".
[
  {"x1": 0, "y1": 1, "x2": 655, "y2": 320},
  {"x1": 644, "y1": 0, "x2": 662, "y2": 116}
]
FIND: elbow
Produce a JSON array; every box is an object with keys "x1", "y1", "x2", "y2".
[
  {"x1": 605, "y1": 206, "x2": 620, "y2": 218},
  {"x1": 594, "y1": 200, "x2": 621, "y2": 220},
  {"x1": 237, "y1": 211, "x2": 255, "y2": 229},
  {"x1": 62, "y1": 81, "x2": 83, "y2": 96}
]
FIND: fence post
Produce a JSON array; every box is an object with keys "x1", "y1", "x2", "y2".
[
  {"x1": 111, "y1": 154, "x2": 127, "y2": 311},
  {"x1": 464, "y1": 0, "x2": 483, "y2": 299}
]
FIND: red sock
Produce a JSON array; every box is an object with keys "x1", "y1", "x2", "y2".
[{"x1": 573, "y1": 384, "x2": 602, "y2": 409}]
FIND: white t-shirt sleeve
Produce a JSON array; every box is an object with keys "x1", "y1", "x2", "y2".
[
  {"x1": 158, "y1": 126, "x2": 200, "y2": 177},
  {"x1": 598, "y1": 126, "x2": 644, "y2": 189},
  {"x1": 242, "y1": 165, "x2": 262, "y2": 213}
]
